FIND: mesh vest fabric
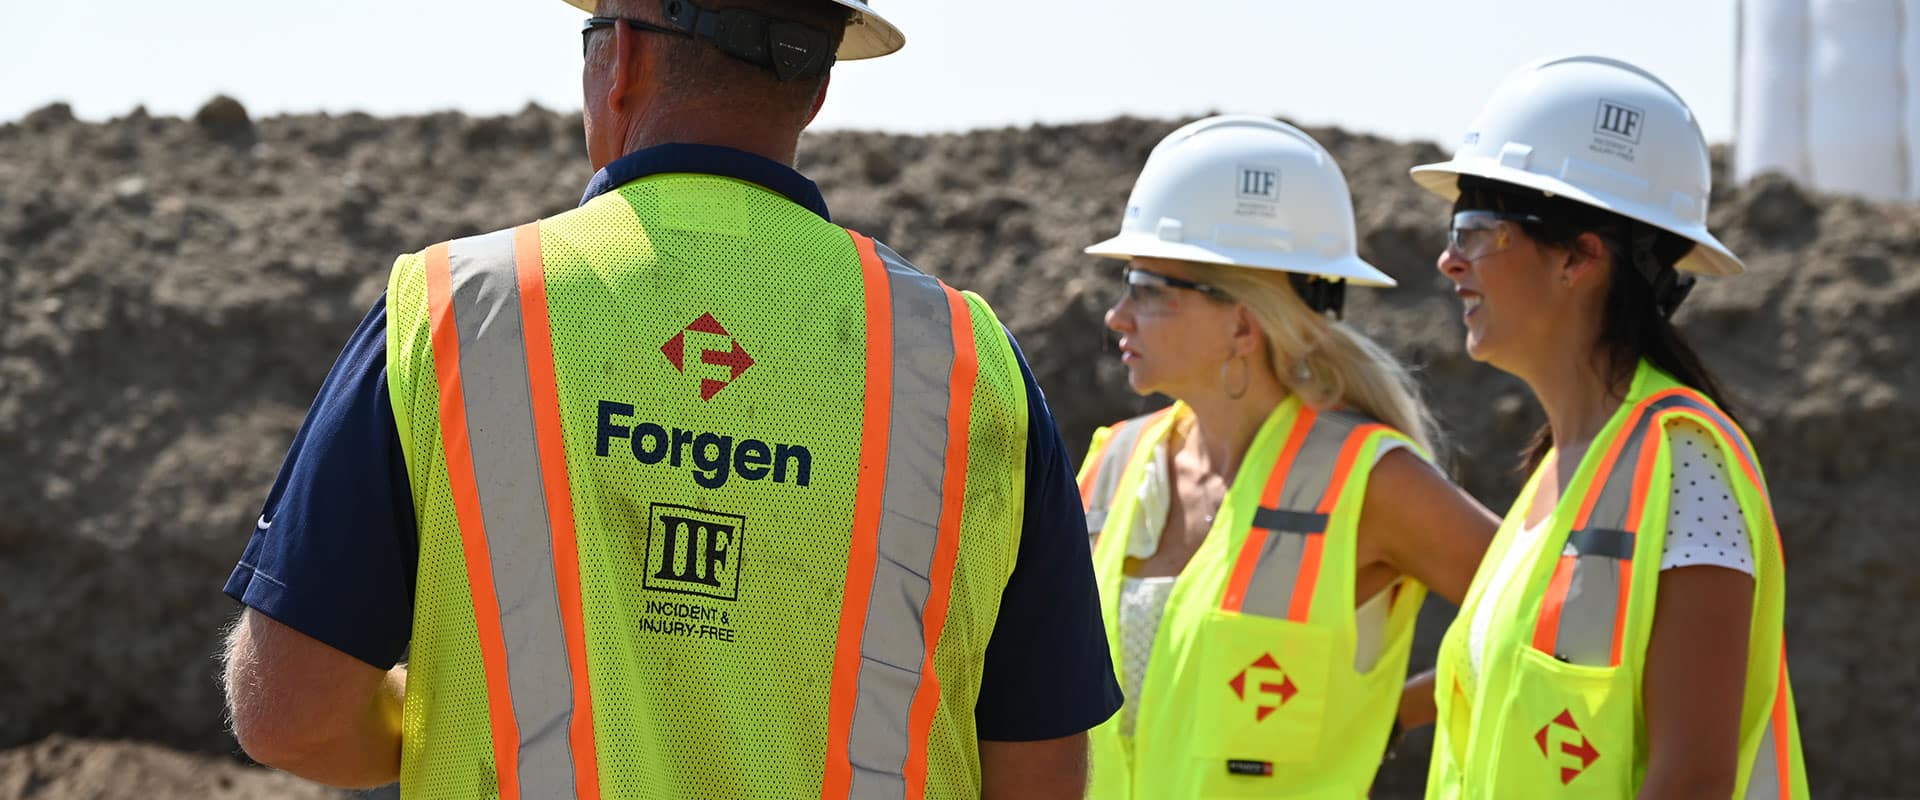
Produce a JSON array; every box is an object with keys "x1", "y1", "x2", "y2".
[
  {"x1": 1077, "y1": 399, "x2": 1429, "y2": 799},
  {"x1": 1426, "y1": 361, "x2": 1808, "y2": 799},
  {"x1": 386, "y1": 173, "x2": 1028, "y2": 800}
]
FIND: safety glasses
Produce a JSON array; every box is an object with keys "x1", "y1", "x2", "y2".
[
  {"x1": 1448, "y1": 209, "x2": 1544, "y2": 261},
  {"x1": 581, "y1": 16, "x2": 688, "y2": 57},
  {"x1": 1119, "y1": 267, "x2": 1231, "y2": 314}
]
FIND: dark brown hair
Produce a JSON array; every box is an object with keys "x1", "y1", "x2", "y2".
[{"x1": 1452, "y1": 175, "x2": 1740, "y2": 472}]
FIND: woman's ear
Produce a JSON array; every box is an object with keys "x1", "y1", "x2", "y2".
[
  {"x1": 1231, "y1": 303, "x2": 1265, "y2": 359},
  {"x1": 1562, "y1": 231, "x2": 1612, "y2": 288}
]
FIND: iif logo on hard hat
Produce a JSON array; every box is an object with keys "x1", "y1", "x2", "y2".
[
  {"x1": 1237, "y1": 166, "x2": 1280, "y2": 200},
  {"x1": 1234, "y1": 164, "x2": 1283, "y2": 219},
  {"x1": 1588, "y1": 98, "x2": 1645, "y2": 163},
  {"x1": 1593, "y1": 99, "x2": 1645, "y2": 143}
]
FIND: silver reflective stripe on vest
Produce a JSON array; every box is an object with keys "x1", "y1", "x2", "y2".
[
  {"x1": 1084, "y1": 414, "x2": 1157, "y2": 535},
  {"x1": 1550, "y1": 416, "x2": 1652, "y2": 666},
  {"x1": 1744, "y1": 721, "x2": 1781, "y2": 800},
  {"x1": 1238, "y1": 411, "x2": 1368, "y2": 619},
  {"x1": 445, "y1": 229, "x2": 579, "y2": 799},
  {"x1": 845, "y1": 240, "x2": 960, "y2": 798},
  {"x1": 1549, "y1": 393, "x2": 1744, "y2": 666}
]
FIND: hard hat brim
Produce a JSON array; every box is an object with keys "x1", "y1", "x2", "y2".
[
  {"x1": 560, "y1": 0, "x2": 903, "y2": 59},
  {"x1": 1084, "y1": 233, "x2": 1398, "y2": 288},
  {"x1": 1410, "y1": 159, "x2": 1745, "y2": 277}
]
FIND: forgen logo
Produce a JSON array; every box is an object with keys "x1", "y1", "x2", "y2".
[
  {"x1": 1588, "y1": 98, "x2": 1645, "y2": 162},
  {"x1": 1227, "y1": 652, "x2": 1298, "y2": 722},
  {"x1": 662, "y1": 312, "x2": 754, "y2": 401},
  {"x1": 596, "y1": 402, "x2": 811, "y2": 490},
  {"x1": 1535, "y1": 708, "x2": 1600, "y2": 785}
]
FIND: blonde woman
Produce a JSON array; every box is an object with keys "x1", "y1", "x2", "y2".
[
  {"x1": 1409, "y1": 56, "x2": 1809, "y2": 798},
  {"x1": 1075, "y1": 115, "x2": 1497, "y2": 798}
]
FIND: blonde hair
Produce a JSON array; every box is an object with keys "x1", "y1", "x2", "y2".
[{"x1": 1184, "y1": 262, "x2": 1441, "y2": 455}]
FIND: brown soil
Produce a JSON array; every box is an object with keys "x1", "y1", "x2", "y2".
[
  {"x1": 2, "y1": 97, "x2": 1913, "y2": 797},
  {"x1": 0, "y1": 736, "x2": 341, "y2": 799}
]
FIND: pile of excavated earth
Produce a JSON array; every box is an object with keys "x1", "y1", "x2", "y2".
[{"x1": 1, "y1": 97, "x2": 1913, "y2": 798}]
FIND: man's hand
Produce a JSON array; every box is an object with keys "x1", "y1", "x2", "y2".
[{"x1": 222, "y1": 609, "x2": 405, "y2": 788}]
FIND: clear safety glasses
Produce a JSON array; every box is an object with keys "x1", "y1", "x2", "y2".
[
  {"x1": 1119, "y1": 267, "x2": 1232, "y2": 314},
  {"x1": 1448, "y1": 209, "x2": 1544, "y2": 261}
]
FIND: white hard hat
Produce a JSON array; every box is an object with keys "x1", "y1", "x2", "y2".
[
  {"x1": 560, "y1": 0, "x2": 903, "y2": 60},
  {"x1": 1411, "y1": 55, "x2": 1743, "y2": 276},
  {"x1": 1085, "y1": 115, "x2": 1397, "y2": 287}
]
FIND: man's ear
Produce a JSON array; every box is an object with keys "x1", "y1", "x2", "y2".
[
  {"x1": 607, "y1": 19, "x2": 657, "y2": 117},
  {"x1": 803, "y1": 73, "x2": 831, "y2": 127}
]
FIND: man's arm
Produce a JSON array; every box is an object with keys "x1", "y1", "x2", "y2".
[
  {"x1": 223, "y1": 609, "x2": 406, "y2": 788},
  {"x1": 980, "y1": 734, "x2": 1089, "y2": 800},
  {"x1": 219, "y1": 295, "x2": 417, "y2": 787},
  {"x1": 972, "y1": 332, "x2": 1121, "y2": 800}
]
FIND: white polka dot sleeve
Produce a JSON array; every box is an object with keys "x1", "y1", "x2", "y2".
[{"x1": 1659, "y1": 418, "x2": 1755, "y2": 575}]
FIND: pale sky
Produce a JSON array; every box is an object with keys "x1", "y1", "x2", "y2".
[{"x1": 1, "y1": 1, "x2": 1737, "y2": 146}]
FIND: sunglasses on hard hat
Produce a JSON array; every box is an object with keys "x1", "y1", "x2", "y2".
[
  {"x1": 1119, "y1": 268, "x2": 1232, "y2": 314},
  {"x1": 1448, "y1": 209, "x2": 1544, "y2": 261}
]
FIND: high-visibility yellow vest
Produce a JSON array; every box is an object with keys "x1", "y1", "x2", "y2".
[
  {"x1": 1077, "y1": 397, "x2": 1427, "y2": 799},
  {"x1": 1426, "y1": 361, "x2": 1808, "y2": 799},
  {"x1": 384, "y1": 173, "x2": 1029, "y2": 799}
]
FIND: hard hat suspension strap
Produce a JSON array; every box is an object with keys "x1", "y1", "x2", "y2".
[
  {"x1": 658, "y1": 0, "x2": 836, "y2": 81},
  {"x1": 1290, "y1": 274, "x2": 1348, "y2": 319}
]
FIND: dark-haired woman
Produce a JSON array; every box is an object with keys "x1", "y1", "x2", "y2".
[{"x1": 1408, "y1": 56, "x2": 1810, "y2": 799}]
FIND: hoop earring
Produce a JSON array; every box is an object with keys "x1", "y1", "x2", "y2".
[{"x1": 1223, "y1": 356, "x2": 1250, "y2": 400}]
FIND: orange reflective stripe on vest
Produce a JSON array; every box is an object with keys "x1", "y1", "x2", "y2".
[
  {"x1": 1221, "y1": 409, "x2": 1385, "y2": 620},
  {"x1": 423, "y1": 224, "x2": 600, "y2": 800},
  {"x1": 821, "y1": 234, "x2": 980, "y2": 800}
]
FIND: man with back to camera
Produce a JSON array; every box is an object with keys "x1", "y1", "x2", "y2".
[{"x1": 217, "y1": 1, "x2": 1121, "y2": 797}]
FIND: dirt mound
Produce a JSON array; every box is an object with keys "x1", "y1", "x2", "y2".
[
  {"x1": 0, "y1": 736, "x2": 342, "y2": 799},
  {"x1": 2, "y1": 104, "x2": 1913, "y2": 797}
]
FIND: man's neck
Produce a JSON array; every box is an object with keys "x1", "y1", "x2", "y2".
[{"x1": 620, "y1": 108, "x2": 802, "y2": 166}]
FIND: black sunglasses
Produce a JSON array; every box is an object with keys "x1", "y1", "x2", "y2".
[{"x1": 581, "y1": 16, "x2": 688, "y2": 56}]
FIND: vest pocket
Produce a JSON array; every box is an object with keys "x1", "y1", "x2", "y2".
[
  {"x1": 1186, "y1": 610, "x2": 1335, "y2": 795},
  {"x1": 1491, "y1": 648, "x2": 1634, "y2": 797}
]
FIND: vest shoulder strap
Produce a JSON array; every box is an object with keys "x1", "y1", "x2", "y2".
[
  {"x1": 1081, "y1": 408, "x2": 1173, "y2": 536},
  {"x1": 1221, "y1": 407, "x2": 1396, "y2": 620},
  {"x1": 1532, "y1": 386, "x2": 1763, "y2": 667}
]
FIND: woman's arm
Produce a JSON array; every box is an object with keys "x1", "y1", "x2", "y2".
[
  {"x1": 1360, "y1": 449, "x2": 1500, "y2": 606},
  {"x1": 1638, "y1": 565, "x2": 1753, "y2": 799}
]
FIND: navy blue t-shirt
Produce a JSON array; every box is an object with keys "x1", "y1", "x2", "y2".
[{"x1": 225, "y1": 143, "x2": 1120, "y2": 742}]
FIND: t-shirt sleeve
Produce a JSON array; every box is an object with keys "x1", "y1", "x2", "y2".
[
  {"x1": 974, "y1": 331, "x2": 1124, "y2": 741},
  {"x1": 223, "y1": 294, "x2": 418, "y2": 669},
  {"x1": 1657, "y1": 417, "x2": 1755, "y2": 575}
]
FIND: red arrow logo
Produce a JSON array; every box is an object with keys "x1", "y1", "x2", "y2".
[
  {"x1": 702, "y1": 339, "x2": 755, "y2": 381},
  {"x1": 661, "y1": 313, "x2": 755, "y2": 401},
  {"x1": 1536, "y1": 708, "x2": 1599, "y2": 785},
  {"x1": 1229, "y1": 653, "x2": 1298, "y2": 722}
]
